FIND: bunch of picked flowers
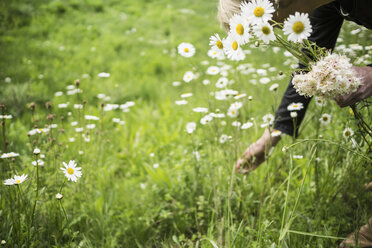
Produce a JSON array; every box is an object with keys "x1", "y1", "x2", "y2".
[{"x1": 209, "y1": 0, "x2": 361, "y2": 98}]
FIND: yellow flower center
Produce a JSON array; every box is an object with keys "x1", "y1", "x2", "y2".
[
  {"x1": 236, "y1": 24, "x2": 244, "y2": 35},
  {"x1": 67, "y1": 168, "x2": 74, "y2": 175},
  {"x1": 292, "y1": 21, "x2": 305, "y2": 34},
  {"x1": 16, "y1": 180, "x2": 21, "y2": 184},
  {"x1": 349, "y1": 109, "x2": 354, "y2": 115},
  {"x1": 293, "y1": 104, "x2": 298, "y2": 108},
  {"x1": 184, "y1": 48, "x2": 189, "y2": 53},
  {"x1": 345, "y1": 131, "x2": 350, "y2": 136},
  {"x1": 216, "y1": 40, "x2": 223, "y2": 49},
  {"x1": 262, "y1": 26, "x2": 271, "y2": 35},
  {"x1": 254, "y1": 7, "x2": 264, "y2": 17},
  {"x1": 232, "y1": 41, "x2": 238, "y2": 50}
]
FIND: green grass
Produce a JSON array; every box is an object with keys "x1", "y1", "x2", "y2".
[{"x1": 1, "y1": 0, "x2": 372, "y2": 247}]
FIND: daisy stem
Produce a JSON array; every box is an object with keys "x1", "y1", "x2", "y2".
[
  {"x1": 30, "y1": 158, "x2": 40, "y2": 234},
  {"x1": 59, "y1": 200, "x2": 71, "y2": 238}
]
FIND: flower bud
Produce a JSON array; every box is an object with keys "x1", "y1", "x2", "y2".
[
  {"x1": 33, "y1": 148, "x2": 40, "y2": 155},
  {"x1": 56, "y1": 193, "x2": 63, "y2": 200}
]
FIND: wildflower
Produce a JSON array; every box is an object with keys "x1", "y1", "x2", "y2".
[
  {"x1": 209, "y1": 34, "x2": 225, "y2": 57},
  {"x1": 86, "y1": 124, "x2": 96, "y2": 129},
  {"x1": 219, "y1": 134, "x2": 228, "y2": 144},
  {"x1": 1, "y1": 152, "x2": 19, "y2": 159},
  {"x1": 227, "y1": 108, "x2": 239, "y2": 118},
  {"x1": 4, "y1": 174, "x2": 28, "y2": 186},
  {"x1": 271, "y1": 130, "x2": 282, "y2": 137},
  {"x1": 85, "y1": 115, "x2": 100, "y2": 120},
  {"x1": 60, "y1": 160, "x2": 82, "y2": 182},
  {"x1": 172, "y1": 81, "x2": 181, "y2": 86},
  {"x1": 293, "y1": 155, "x2": 303, "y2": 159},
  {"x1": 175, "y1": 100, "x2": 188, "y2": 105},
  {"x1": 203, "y1": 79, "x2": 210, "y2": 85},
  {"x1": 290, "y1": 111, "x2": 298, "y2": 118},
  {"x1": 232, "y1": 121, "x2": 241, "y2": 127},
  {"x1": 269, "y1": 83, "x2": 279, "y2": 91},
  {"x1": 75, "y1": 127, "x2": 84, "y2": 132},
  {"x1": 192, "y1": 107, "x2": 208, "y2": 113},
  {"x1": 98, "y1": 72, "x2": 110, "y2": 78},
  {"x1": 234, "y1": 93, "x2": 247, "y2": 99},
  {"x1": 183, "y1": 71, "x2": 195, "y2": 83},
  {"x1": 283, "y1": 12, "x2": 312, "y2": 42},
  {"x1": 240, "y1": 0, "x2": 275, "y2": 25},
  {"x1": 56, "y1": 193, "x2": 63, "y2": 200},
  {"x1": 55, "y1": 91, "x2": 63, "y2": 97},
  {"x1": 177, "y1": 43, "x2": 195, "y2": 57},
  {"x1": 5, "y1": 77, "x2": 11, "y2": 83},
  {"x1": 58, "y1": 103, "x2": 69, "y2": 108},
  {"x1": 259, "y1": 77, "x2": 271, "y2": 84},
  {"x1": 229, "y1": 101, "x2": 243, "y2": 110},
  {"x1": 229, "y1": 14, "x2": 251, "y2": 45},
  {"x1": 253, "y1": 22, "x2": 276, "y2": 44},
  {"x1": 153, "y1": 163, "x2": 159, "y2": 169},
  {"x1": 200, "y1": 114, "x2": 213, "y2": 125},
  {"x1": 186, "y1": 122, "x2": 196, "y2": 134},
  {"x1": 0, "y1": 115, "x2": 12, "y2": 119},
  {"x1": 32, "y1": 159, "x2": 44, "y2": 167},
  {"x1": 315, "y1": 97, "x2": 326, "y2": 107},
  {"x1": 319, "y1": 113, "x2": 331, "y2": 125},
  {"x1": 181, "y1": 93, "x2": 193, "y2": 98},
  {"x1": 206, "y1": 66, "x2": 220, "y2": 75},
  {"x1": 343, "y1": 127, "x2": 354, "y2": 139},
  {"x1": 223, "y1": 34, "x2": 246, "y2": 61},
  {"x1": 287, "y1": 102, "x2": 304, "y2": 111},
  {"x1": 216, "y1": 77, "x2": 229, "y2": 88},
  {"x1": 262, "y1": 114, "x2": 274, "y2": 125},
  {"x1": 33, "y1": 148, "x2": 41, "y2": 155},
  {"x1": 241, "y1": 122, "x2": 253, "y2": 129}
]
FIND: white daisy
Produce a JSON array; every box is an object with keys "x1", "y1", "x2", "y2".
[
  {"x1": 223, "y1": 34, "x2": 246, "y2": 61},
  {"x1": 319, "y1": 113, "x2": 331, "y2": 125},
  {"x1": 206, "y1": 66, "x2": 220, "y2": 75},
  {"x1": 216, "y1": 77, "x2": 229, "y2": 88},
  {"x1": 209, "y1": 34, "x2": 225, "y2": 57},
  {"x1": 343, "y1": 128, "x2": 354, "y2": 139},
  {"x1": 240, "y1": 0, "x2": 275, "y2": 25},
  {"x1": 207, "y1": 49, "x2": 225, "y2": 60},
  {"x1": 287, "y1": 102, "x2": 304, "y2": 111},
  {"x1": 60, "y1": 160, "x2": 82, "y2": 182},
  {"x1": 219, "y1": 134, "x2": 229, "y2": 144},
  {"x1": 262, "y1": 113, "x2": 274, "y2": 125},
  {"x1": 1, "y1": 152, "x2": 19, "y2": 159},
  {"x1": 229, "y1": 14, "x2": 251, "y2": 45},
  {"x1": 175, "y1": 100, "x2": 188, "y2": 105},
  {"x1": 241, "y1": 121, "x2": 253, "y2": 129},
  {"x1": 271, "y1": 130, "x2": 282, "y2": 137},
  {"x1": 177, "y1": 42, "x2": 195, "y2": 57},
  {"x1": 227, "y1": 108, "x2": 239, "y2": 118},
  {"x1": 253, "y1": 22, "x2": 276, "y2": 44},
  {"x1": 234, "y1": 93, "x2": 247, "y2": 99},
  {"x1": 192, "y1": 107, "x2": 208, "y2": 113},
  {"x1": 200, "y1": 114, "x2": 213, "y2": 125},
  {"x1": 14, "y1": 174, "x2": 28, "y2": 185},
  {"x1": 290, "y1": 112, "x2": 298, "y2": 118},
  {"x1": 229, "y1": 101, "x2": 243, "y2": 110},
  {"x1": 232, "y1": 121, "x2": 241, "y2": 127},
  {"x1": 181, "y1": 92, "x2": 193, "y2": 98},
  {"x1": 183, "y1": 71, "x2": 195, "y2": 83},
  {"x1": 283, "y1": 12, "x2": 312, "y2": 43},
  {"x1": 186, "y1": 122, "x2": 196, "y2": 134},
  {"x1": 32, "y1": 159, "x2": 44, "y2": 167},
  {"x1": 315, "y1": 97, "x2": 326, "y2": 107},
  {"x1": 269, "y1": 83, "x2": 279, "y2": 91}
]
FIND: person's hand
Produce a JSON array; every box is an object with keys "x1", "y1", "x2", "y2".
[
  {"x1": 335, "y1": 66, "x2": 372, "y2": 107},
  {"x1": 236, "y1": 128, "x2": 281, "y2": 174}
]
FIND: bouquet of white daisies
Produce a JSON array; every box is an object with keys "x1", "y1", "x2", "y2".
[{"x1": 208, "y1": 0, "x2": 361, "y2": 98}]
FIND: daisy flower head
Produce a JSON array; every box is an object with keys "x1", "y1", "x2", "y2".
[
  {"x1": 343, "y1": 127, "x2": 354, "y2": 139},
  {"x1": 253, "y1": 22, "x2": 276, "y2": 44},
  {"x1": 208, "y1": 49, "x2": 225, "y2": 60},
  {"x1": 14, "y1": 174, "x2": 28, "y2": 185},
  {"x1": 319, "y1": 113, "x2": 331, "y2": 125},
  {"x1": 186, "y1": 122, "x2": 196, "y2": 134},
  {"x1": 206, "y1": 66, "x2": 220, "y2": 75},
  {"x1": 283, "y1": 12, "x2": 312, "y2": 43},
  {"x1": 262, "y1": 113, "x2": 274, "y2": 125},
  {"x1": 60, "y1": 160, "x2": 82, "y2": 182},
  {"x1": 223, "y1": 34, "x2": 246, "y2": 61},
  {"x1": 227, "y1": 108, "x2": 239, "y2": 118},
  {"x1": 287, "y1": 102, "x2": 304, "y2": 111},
  {"x1": 209, "y1": 33, "x2": 225, "y2": 55},
  {"x1": 229, "y1": 14, "x2": 251, "y2": 45},
  {"x1": 177, "y1": 42, "x2": 195, "y2": 57},
  {"x1": 240, "y1": 0, "x2": 275, "y2": 25},
  {"x1": 271, "y1": 130, "x2": 282, "y2": 137},
  {"x1": 315, "y1": 97, "x2": 327, "y2": 107},
  {"x1": 183, "y1": 71, "x2": 195, "y2": 83}
]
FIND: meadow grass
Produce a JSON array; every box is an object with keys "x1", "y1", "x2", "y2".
[{"x1": 1, "y1": 0, "x2": 372, "y2": 247}]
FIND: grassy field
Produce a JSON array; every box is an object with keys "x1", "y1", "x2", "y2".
[{"x1": 1, "y1": 0, "x2": 372, "y2": 247}]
